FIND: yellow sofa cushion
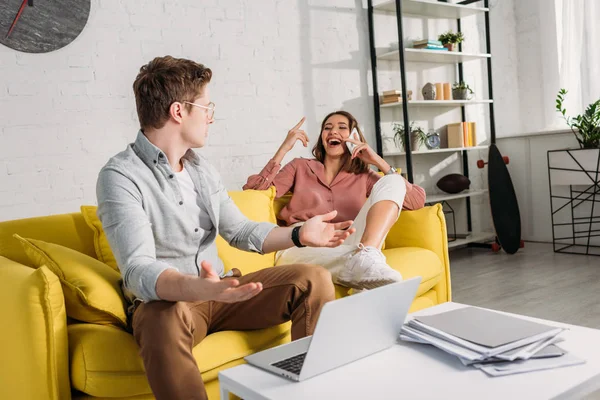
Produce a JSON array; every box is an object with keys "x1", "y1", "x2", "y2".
[
  {"x1": 216, "y1": 187, "x2": 278, "y2": 274},
  {"x1": 80, "y1": 206, "x2": 119, "y2": 271},
  {"x1": 409, "y1": 289, "x2": 438, "y2": 313},
  {"x1": 68, "y1": 321, "x2": 291, "y2": 398},
  {"x1": 0, "y1": 260, "x2": 70, "y2": 400},
  {"x1": 14, "y1": 235, "x2": 128, "y2": 329},
  {"x1": 382, "y1": 247, "x2": 442, "y2": 297},
  {"x1": 386, "y1": 205, "x2": 447, "y2": 261}
]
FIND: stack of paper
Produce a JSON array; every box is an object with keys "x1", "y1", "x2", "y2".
[{"x1": 399, "y1": 307, "x2": 585, "y2": 376}]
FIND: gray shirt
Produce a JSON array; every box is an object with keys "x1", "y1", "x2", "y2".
[{"x1": 96, "y1": 131, "x2": 277, "y2": 302}]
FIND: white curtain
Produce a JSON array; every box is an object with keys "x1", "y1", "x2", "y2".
[{"x1": 556, "y1": 0, "x2": 600, "y2": 115}]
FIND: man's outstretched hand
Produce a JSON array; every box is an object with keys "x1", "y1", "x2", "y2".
[
  {"x1": 299, "y1": 210, "x2": 356, "y2": 247},
  {"x1": 198, "y1": 261, "x2": 262, "y2": 303}
]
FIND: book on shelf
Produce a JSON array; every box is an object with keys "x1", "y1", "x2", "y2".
[
  {"x1": 381, "y1": 90, "x2": 412, "y2": 104},
  {"x1": 413, "y1": 45, "x2": 448, "y2": 51},
  {"x1": 413, "y1": 39, "x2": 442, "y2": 46},
  {"x1": 447, "y1": 122, "x2": 477, "y2": 148},
  {"x1": 413, "y1": 43, "x2": 445, "y2": 49},
  {"x1": 469, "y1": 122, "x2": 476, "y2": 146}
]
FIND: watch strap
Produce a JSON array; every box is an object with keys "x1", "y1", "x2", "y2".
[{"x1": 291, "y1": 226, "x2": 306, "y2": 248}]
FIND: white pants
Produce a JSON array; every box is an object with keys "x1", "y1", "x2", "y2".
[{"x1": 275, "y1": 174, "x2": 407, "y2": 280}]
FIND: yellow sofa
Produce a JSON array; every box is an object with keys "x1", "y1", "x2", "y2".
[{"x1": 0, "y1": 188, "x2": 450, "y2": 400}]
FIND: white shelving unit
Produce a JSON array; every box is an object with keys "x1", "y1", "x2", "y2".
[
  {"x1": 374, "y1": 0, "x2": 488, "y2": 18},
  {"x1": 379, "y1": 48, "x2": 491, "y2": 63},
  {"x1": 367, "y1": 0, "x2": 497, "y2": 250},
  {"x1": 380, "y1": 100, "x2": 493, "y2": 108},
  {"x1": 384, "y1": 145, "x2": 488, "y2": 156},
  {"x1": 426, "y1": 189, "x2": 488, "y2": 204}
]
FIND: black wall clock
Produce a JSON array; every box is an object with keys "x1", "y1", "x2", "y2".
[{"x1": 0, "y1": 0, "x2": 91, "y2": 53}]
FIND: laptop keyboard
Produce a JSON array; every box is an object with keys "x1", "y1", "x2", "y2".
[{"x1": 271, "y1": 352, "x2": 307, "y2": 375}]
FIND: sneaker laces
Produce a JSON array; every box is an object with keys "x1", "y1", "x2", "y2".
[{"x1": 352, "y1": 243, "x2": 387, "y2": 274}]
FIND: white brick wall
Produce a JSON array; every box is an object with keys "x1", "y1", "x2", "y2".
[{"x1": 0, "y1": 0, "x2": 519, "y2": 222}]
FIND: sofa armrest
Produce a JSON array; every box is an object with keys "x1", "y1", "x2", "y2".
[
  {"x1": 0, "y1": 256, "x2": 71, "y2": 400},
  {"x1": 384, "y1": 204, "x2": 451, "y2": 303}
]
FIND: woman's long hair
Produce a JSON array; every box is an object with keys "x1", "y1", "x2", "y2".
[{"x1": 311, "y1": 110, "x2": 370, "y2": 174}]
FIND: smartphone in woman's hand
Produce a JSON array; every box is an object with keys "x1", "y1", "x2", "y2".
[{"x1": 346, "y1": 128, "x2": 360, "y2": 153}]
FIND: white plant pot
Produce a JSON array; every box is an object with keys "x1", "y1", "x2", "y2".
[{"x1": 548, "y1": 148, "x2": 600, "y2": 186}]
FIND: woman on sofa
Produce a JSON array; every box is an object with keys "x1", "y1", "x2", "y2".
[{"x1": 244, "y1": 111, "x2": 426, "y2": 290}]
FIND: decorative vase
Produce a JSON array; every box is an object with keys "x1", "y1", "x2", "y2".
[
  {"x1": 395, "y1": 130, "x2": 421, "y2": 152},
  {"x1": 422, "y1": 82, "x2": 436, "y2": 100},
  {"x1": 443, "y1": 43, "x2": 455, "y2": 51},
  {"x1": 405, "y1": 132, "x2": 420, "y2": 152},
  {"x1": 452, "y1": 88, "x2": 472, "y2": 100}
]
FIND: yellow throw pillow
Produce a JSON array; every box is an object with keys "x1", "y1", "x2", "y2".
[
  {"x1": 13, "y1": 235, "x2": 127, "y2": 329},
  {"x1": 216, "y1": 187, "x2": 278, "y2": 274},
  {"x1": 80, "y1": 205, "x2": 119, "y2": 271}
]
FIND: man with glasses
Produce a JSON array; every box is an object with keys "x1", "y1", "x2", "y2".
[{"x1": 96, "y1": 56, "x2": 356, "y2": 400}]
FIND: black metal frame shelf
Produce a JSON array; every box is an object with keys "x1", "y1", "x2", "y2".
[{"x1": 367, "y1": 0, "x2": 496, "y2": 246}]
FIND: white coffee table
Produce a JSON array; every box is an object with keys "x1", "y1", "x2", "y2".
[{"x1": 218, "y1": 302, "x2": 600, "y2": 400}]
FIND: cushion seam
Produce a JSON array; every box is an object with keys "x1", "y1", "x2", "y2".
[
  {"x1": 81, "y1": 334, "x2": 88, "y2": 392},
  {"x1": 436, "y1": 203, "x2": 451, "y2": 302},
  {"x1": 15, "y1": 235, "x2": 65, "y2": 280},
  {"x1": 64, "y1": 279, "x2": 127, "y2": 328},
  {"x1": 40, "y1": 268, "x2": 59, "y2": 399}
]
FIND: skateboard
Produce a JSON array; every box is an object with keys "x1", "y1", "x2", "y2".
[{"x1": 477, "y1": 144, "x2": 524, "y2": 254}]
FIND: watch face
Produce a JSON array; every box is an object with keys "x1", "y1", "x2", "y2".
[
  {"x1": 0, "y1": 0, "x2": 91, "y2": 53},
  {"x1": 426, "y1": 133, "x2": 441, "y2": 149}
]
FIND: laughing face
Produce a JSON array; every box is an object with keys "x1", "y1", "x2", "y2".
[{"x1": 321, "y1": 114, "x2": 351, "y2": 158}]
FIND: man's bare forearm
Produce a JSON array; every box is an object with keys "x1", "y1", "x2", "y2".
[
  {"x1": 261, "y1": 226, "x2": 295, "y2": 254},
  {"x1": 155, "y1": 269, "x2": 203, "y2": 302}
]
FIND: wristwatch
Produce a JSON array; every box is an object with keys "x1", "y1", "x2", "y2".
[
  {"x1": 385, "y1": 166, "x2": 398, "y2": 175},
  {"x1": 291, "y1": 226, "x2": 306, "y2": 248}
]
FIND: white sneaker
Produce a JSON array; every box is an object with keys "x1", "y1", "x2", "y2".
[{"x1": 336, "y1": 244, "x2": 403, "y2": 290}]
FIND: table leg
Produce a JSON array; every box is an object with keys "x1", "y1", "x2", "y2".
[{"x1": 220, "y1": 384, "x2": 230, "y2": 400}]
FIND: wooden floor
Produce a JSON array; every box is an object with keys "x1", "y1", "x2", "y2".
[{"x1": 450, "y1": 242, "x2": 600, "y2": 329}]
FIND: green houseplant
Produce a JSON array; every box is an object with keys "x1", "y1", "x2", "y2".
[
  {"x1": 392, "y1": 122, "x2": 426, "y2": 152},
  {"x1": 452, "y1": 81, "x2": 474, "y2": 100},
  {"x1": 438, "y1": 31, "x2": 464, "y2": 51},
  {"x1": 556, "y1": 89, "x2": 600, "y2": 149}
]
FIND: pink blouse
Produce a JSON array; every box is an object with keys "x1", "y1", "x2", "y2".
[{"x1": 243, "y1": 158, "x2": 426, "y2": 226}]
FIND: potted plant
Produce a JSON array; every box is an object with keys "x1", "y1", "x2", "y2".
[
  {"x1": 438, "y1": 31, "x2": 464, "y2": 51},
  {"x1": 452, "y1": 81, "x2": 474, "y2": 100},
  {"x1": 392, "y1": 122, "x2": 426, "y2": 152},
  {"x1": 549, "y1": 90, "x2": 600, "y2": 246},
  {"x1": 556, "y1": 88, "x2": 600, "y2": 149}
]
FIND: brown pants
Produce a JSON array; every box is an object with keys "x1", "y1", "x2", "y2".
[{"x1": 132, "y1": 264, "x2": 335, "y2": 400}]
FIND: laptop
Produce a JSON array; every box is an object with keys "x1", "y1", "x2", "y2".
[{"x1": 244, "y1": 276, "x2": 421, "y2": 382}]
